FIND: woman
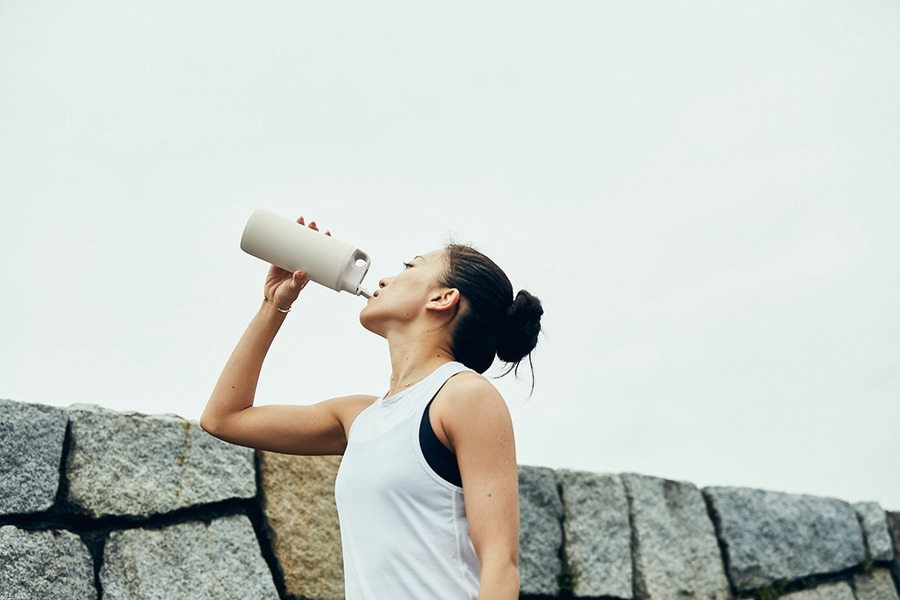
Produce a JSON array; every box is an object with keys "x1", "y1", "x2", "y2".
[{"x1": 201, "y1": 217, "x2": 543, "y2": 599}]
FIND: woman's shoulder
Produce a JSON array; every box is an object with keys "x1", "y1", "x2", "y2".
[
  {"x1": 434, "y1": 369, "x2": 514, "y2": 450},
  {"x1": 438, "y1": 369, "x2": 506, "y2": 411},
  {"x1": 446, "y1": 368, "x2": 495, "y2": 389},
  {"x1": 327, "y1": 393, "x2": 379, "y2": 423}
]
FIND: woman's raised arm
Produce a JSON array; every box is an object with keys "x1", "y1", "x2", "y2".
[
  {"x1": 201, "y1": 218, "x2": 374, "y2": 456},
  {"x1": 200, "y1": 292, "x2": 373, "y2": 455}
]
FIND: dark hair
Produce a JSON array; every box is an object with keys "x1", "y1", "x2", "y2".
[{"x1": 441, "y1": 244, "x2": 544, "y2": 378}]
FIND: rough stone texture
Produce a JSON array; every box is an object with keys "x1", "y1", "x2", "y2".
[
  {"x1": 0, "y1": 398, "x2": 68, "y2": 515},
  {"x1": 622, "y1": 473, "x2": 730, "y2": 600},
  {"x1": 853, "y1": 569, "x2": 900, "y2": 600},
  {"x1": 259, "y1": 451, "x2": 344, "y2": 600},
  {"x1": 889, "y1": 512, "x2": 900, "y2": 584},
  {"x1": 704, "y1": 486, "x2": 866, "y2": 590},
  {"x1": 100, "y1": 514, "x2": 277, "y2": 599},
  {"x1": 8, "y1": 393, "x2": 900, "y2": 600},
  {"x1": 0, "y1": 525, "x2": 97, "y2": 599},
  {"x1": 854, "y1": 502, "x2": 895, "y2": 563},
  {"x1": 781, "y1": 582, "x2": 855, "y2": 600},
  {"x1": 65, "y1": 404, "x2": 256, "y2": 517},
  {"x1": 557, "y1": 469, "x2": 632, "y2": 598},
  {"x1": 519, "y1": 465, "x2": 564, "y2": 596}
]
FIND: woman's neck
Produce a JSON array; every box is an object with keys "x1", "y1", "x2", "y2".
[{"x1": 385, "y1": 334, "x2": 455, "y2": 398}]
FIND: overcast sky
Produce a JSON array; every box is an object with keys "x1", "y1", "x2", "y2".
[{"x1": 2, "y1": 1, "x2": 899, "y2": 510}]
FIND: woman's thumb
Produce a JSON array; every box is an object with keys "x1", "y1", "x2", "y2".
[{"x1": 289, "y1": 270, "x2": 309, "y2": 293}]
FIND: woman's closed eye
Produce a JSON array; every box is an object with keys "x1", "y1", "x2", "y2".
[{"x1": 402, "y1": 262, "x2": 414, "y2": 270}]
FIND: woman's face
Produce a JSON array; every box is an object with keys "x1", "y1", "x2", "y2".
[{"x1": 359, "y1": 248, "x2": 450, "y2": 337}]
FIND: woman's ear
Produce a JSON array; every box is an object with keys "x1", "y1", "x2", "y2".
[{"x1": 427, "y1": 287, "x2": 461, "y2": 313}]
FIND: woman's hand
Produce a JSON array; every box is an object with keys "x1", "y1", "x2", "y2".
[{"x1": 263, "y1": 216, "x2": 330, "y2": 311}]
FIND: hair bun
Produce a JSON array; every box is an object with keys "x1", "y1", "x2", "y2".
[{"x1": 496, "y1": 290, "x2": 543, "y2": 364}]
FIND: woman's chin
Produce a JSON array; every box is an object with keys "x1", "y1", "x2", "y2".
[{"x1": 358, "y1": 311, "x2": 385, "y2": 338}]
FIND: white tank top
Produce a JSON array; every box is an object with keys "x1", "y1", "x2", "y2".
[{"x1": 334, "y1": 361, "x2": 479, "y2": 599}]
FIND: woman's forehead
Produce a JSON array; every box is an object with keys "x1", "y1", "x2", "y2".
[{"x1": 416, "y1": 249, "x2": 446, "y2": 263}]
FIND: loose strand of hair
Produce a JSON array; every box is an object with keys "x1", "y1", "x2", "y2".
[{"x1": 491, "y1": 352, "x2": 536, "y2": 398}]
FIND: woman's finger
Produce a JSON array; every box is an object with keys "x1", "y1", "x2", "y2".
[{"x1": 296, "y1": 215, "x2": 329, "y2": 234}]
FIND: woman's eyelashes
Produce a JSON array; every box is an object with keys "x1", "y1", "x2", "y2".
[{"x1": 402, "y1": 262, "x2": 413, "y2": 270}]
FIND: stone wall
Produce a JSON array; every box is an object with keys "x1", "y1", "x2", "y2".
[{"x1": 1, "y1": 397, "x2": 898, "y2": 600}]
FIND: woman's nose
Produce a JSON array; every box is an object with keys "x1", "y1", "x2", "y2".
[{"x1": 379, "y1": 277, "x2": 390, "y2": 288}]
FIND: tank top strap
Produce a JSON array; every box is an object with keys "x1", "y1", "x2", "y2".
[{"x1": 413, "y1": 361, "x2": 470, "y2": 407}]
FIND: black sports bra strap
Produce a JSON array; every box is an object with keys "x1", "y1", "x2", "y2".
[{"x1": 419, "y1": 399, "x2": 462, "y2": 487}]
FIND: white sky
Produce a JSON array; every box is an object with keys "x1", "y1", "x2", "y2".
[{"x1": 2, "y1": 1, "x2": 899, "y2": 509}]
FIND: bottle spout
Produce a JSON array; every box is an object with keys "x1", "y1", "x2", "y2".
[{"x1": 357, "y1": 286, "x2": 372, "y2": 299}]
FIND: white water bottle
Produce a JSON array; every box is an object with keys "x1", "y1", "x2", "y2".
[{"x1": 240, "y1": 209, "x2": 372, "y2": 298}]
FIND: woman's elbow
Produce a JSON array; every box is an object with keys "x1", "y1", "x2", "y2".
[{"x1": 199, "y1": 411, "x2": 225, "y2": 438}]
